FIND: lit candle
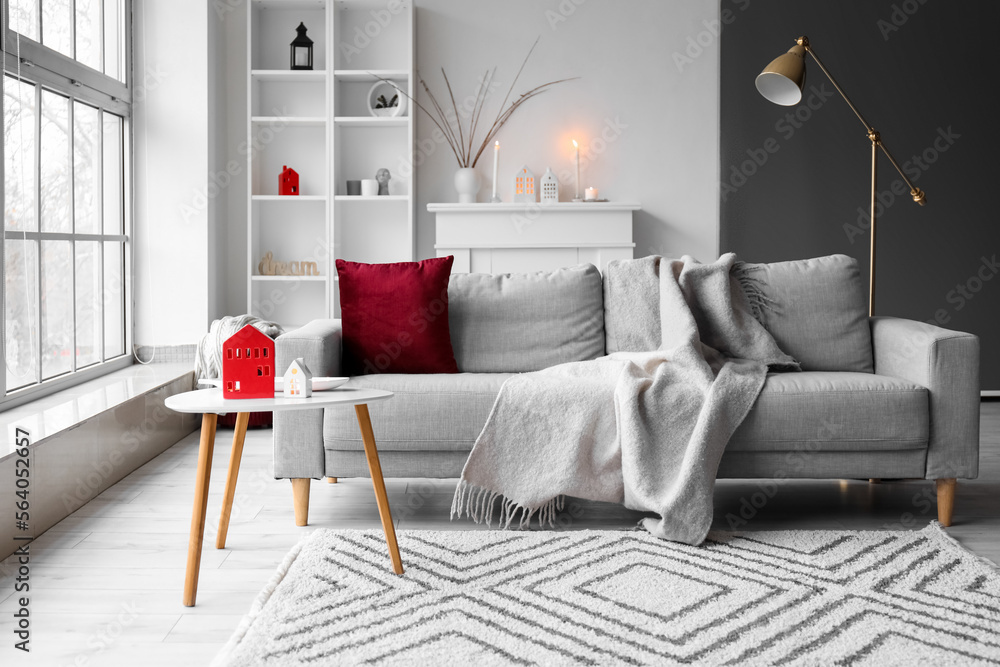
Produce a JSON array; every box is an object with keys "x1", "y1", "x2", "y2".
[
  {"x1": 491, "y1": 141, "x2": 500, "y2": 202},
  {"x1": 585, "y1": 187, "x2": 598, "y2": 201},
  {"x1": 573, "y1": 139, "x2": 580, "y2": 200}
]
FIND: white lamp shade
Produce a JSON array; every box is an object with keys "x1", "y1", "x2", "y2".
[{"x1": 755, "y1": 45, "x2": 807, "y2": 106}]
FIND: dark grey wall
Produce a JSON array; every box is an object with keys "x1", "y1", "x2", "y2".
[{"x1": 720, "y1": 0, "x2": 999, "y2": 389}]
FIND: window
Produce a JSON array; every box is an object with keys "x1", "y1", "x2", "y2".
[{"x1": 2, "y1": 0, "x2": 131, "y2": 405}]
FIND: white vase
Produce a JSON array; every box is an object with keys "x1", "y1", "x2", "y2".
[{"x1": 454, "y1": 167, "x2": 480, "y2": 203}]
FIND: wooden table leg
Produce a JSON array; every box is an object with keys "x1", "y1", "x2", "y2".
[
  {"x1": 184, "y1": 413, "x2": 218, "y2": 607},
  {"x1": 216, "y1": 412, "x2": 250, "y2": 549},
  {"x1": 355, "y1": 404, "x2": 404, "y2": 575}
]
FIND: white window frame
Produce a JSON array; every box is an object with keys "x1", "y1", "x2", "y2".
[{"x1": 1, "y1": 0, "x2": 133, "y2": 411}]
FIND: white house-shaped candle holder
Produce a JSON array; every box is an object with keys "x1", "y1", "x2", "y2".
[
  {"x1": 283, "y1": 357, "x2": 313, "y2": 398},
  {"x1": 540, "y1": 167, "x2": 558, "y2": 204},
  {"x1": 512, "y1": 165, "x2": 535, "y2": 204}
]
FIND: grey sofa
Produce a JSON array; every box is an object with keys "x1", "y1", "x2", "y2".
[{"x1": 274, "y1": 260, "x2": 980, "y2": 528}]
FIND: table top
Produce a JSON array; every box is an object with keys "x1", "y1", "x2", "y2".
[{"x1": 165, "y1": 387, "x2": 392, "y2": 415}]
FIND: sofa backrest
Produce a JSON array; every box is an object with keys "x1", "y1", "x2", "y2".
[
  {"x1": 604, "y1": 254, "x2": 873, "y2": 373},
  {"x1": 448, "y1": 264, "x2": 605, "y2": 373}
]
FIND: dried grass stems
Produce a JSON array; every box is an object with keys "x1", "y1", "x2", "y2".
[{"x1": 374, "y1": 38, "x2": 577, "y2": 168}]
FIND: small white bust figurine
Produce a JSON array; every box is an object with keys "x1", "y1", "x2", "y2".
[{"x1": 283, "y1": 358, "x2": 313, "y2": 398}]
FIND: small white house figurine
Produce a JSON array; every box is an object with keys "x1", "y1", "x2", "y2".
[
  {"x1": 283, "y1": 358, "x2": 312, "y2": 398},
  {"x1": 512, "y1": 165, "x2": 535, "y2": 204},
  {"x1": 540, "y1": 167, "x2": 558, "y2": 204}
]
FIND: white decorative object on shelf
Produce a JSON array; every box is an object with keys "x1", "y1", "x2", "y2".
[
  {"x1": 572, "y1": 139, "x2": 582, "y2": 201},
  {"x1": 454, "y1": 168, "x2": 480, "y2": 204},
  {"x1": 540, "y1": 167, "x2": 558, "y2": 204},
  {"x1": 283, "y1": 358, "x2": 313, "y2": 398},
  {"x1": 491, "y1": 141, "x2": 501, "y2": 203},
  {"x1": 512, "y1": 166, "x2": 535, "y2": 204},
  {"x1": 367, "y1": 80, "x2": 406, "y2": 117},
  {"x1": 585, "y1": 187, "x2": 598, "y2": 201}
]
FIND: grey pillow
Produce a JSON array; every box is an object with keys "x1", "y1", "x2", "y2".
[
  {"x1": 448, "y1": 264, "x2": 605, "y2": 372},
  {"x1": 744, "y1": 254, "x2": 873, "y2": 373}
]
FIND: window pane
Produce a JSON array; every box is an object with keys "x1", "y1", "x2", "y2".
[
  {"x1": 41, "y1": 240, "x2": 73, "y2": 379},
  {"x1": 76, "y1": 0, "x2": 102, "y2": 71},
  {"x1": 76, "y1": 241, "x2": 101, "y2": 367},
  {"x1": 4, "y1": 77, "x2": 37, "y2": 232},
  {"x1": 103, "y1": 242, "x2": 124, "y2": 358},
  {"x1": 5, "y1": 240, "x2": 40, "y2": 390},
  {"x1": 9, "y1": 0, "x2": 40, "y2": 41},
  {"x1": 42, "y1": 0, "x2": 74, "y2": 58},
  {"x1": 74, "y1": 102, "x2": 100, "y2": 234},
  {"x1": 40, "y1": 90, "x2": 71, "y2": 233},
  {"x1": 102, "y1": 113, "x2": 124, "y2": 234},
  {"x1": 104, "y1": 0, "x2": 123, "y2": 82}
]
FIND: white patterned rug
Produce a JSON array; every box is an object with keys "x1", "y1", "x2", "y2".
[{"x1": 214, "y1": 524, "x2": 1000, "y2": 666}]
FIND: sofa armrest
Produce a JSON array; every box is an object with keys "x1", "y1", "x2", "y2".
[
  {"x1": 871, "y1": 316, "x2": 979, "y2": 479},
  {"x1": 276, "y1": 319, "x2": 342, "y2": 377},
  {"x1": 273, "y1": 319, "x2": 343, "y2": 479}
]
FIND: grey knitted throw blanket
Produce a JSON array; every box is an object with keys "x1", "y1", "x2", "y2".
[{"x1": 452, "y1": 254, "x2": 799, "y2": 545}]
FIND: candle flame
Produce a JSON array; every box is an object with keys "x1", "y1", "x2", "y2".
[
  {"x1": 572, "y1": 139, "x2": 578, "y2": 148},
  {"x1": 495, "y1": 141, "x2": 499, "y2": 147}
]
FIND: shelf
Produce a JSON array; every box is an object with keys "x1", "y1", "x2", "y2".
[
  {"x1": 252, "y1": 70, "x2": 326, "y2": 82},
  {"x1": 334, "y1": 195, "x2": 408, "y2": 202},
  {"x1": 251, "y1": 116, "x2": 326, "y2": 126},
  {"x1": 252, "y1": 0, "x2": 325, "y2": 9},
  {"x1": 251, "y1": 275, "x2": 327, "y2": 282},
  {"x1": 334, "y1": 116, "x2": 407, "y2": 127},
  {"x1": 334, "y1": 69, "x2": 409, "y2": 82},
  {"x1": 252, "y1": 195, "x2": 327, "y2": 202}
]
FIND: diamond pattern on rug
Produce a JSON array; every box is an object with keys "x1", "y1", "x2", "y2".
[{"x1": 213, "y1": 525, "x2": 1000, "y2": 667}]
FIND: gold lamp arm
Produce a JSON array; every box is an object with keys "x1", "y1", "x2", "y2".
[{"x1": 798, "y1": 36, "x2": 926, "y2": 206}]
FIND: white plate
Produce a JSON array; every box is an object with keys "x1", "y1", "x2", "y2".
[{"x1": 198, "y1": 377, "x2": 350, "y2": 391}]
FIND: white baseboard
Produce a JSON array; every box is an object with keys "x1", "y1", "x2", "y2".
[{"x1": 982, "y1": 390, "x2": 1000, "y2": 398}]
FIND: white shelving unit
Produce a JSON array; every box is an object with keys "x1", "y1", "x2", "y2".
[{"x1": 247, "y1": 0, "x2": 414, "y2": 326}]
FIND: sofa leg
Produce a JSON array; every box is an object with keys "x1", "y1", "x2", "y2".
[
  {"x1": 868, "y1": 478, "x2": 881, "y2": 484},
  {"x1": 327, "y1": 477, "x2": 338, "y2": 484},
  {"x1": 291, "y1": 479, "x2": 311, "y2": 527},
  {"x1": 936, "y1": 478, "x2": 956, "y2": 527}
]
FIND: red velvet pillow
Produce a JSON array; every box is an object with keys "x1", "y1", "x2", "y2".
[{"x1": 336, "y1": 256, "x2": 459, "y2": 375}]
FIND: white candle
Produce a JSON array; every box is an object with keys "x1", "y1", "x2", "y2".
[
  {"x1": 585, "y1": 187, "x2": 598, "y2": 201},
  {"x1": 573, "y1": 139, "x2": 580, "y2": 200},
  {"x1": 492, "y1": 141, "x2": 500, "y2": 201}
]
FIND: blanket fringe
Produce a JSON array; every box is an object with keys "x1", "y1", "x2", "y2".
[
  {"x1": 451, "y1": 480, "x2": 565, "y2": 530},
  {"x1": 732, "y1": 262, "x2": 777, "y2": 324}
]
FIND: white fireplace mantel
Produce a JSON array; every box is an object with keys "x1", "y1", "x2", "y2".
[{"x1": 430, "y1": 202, "x2": 640, "y2": 274}]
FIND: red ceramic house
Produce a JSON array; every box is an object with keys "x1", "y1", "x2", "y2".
[
  {"x1": 222, "y1": 325, "x2": 275, "y2": 399},
  {"x1": 279, "y1": 165, "x2": 299, "y2": 195}
]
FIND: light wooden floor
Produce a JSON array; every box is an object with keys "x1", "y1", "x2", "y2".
[{"x1": 1, "y1": 402, "x2": 997, "y2": 666}]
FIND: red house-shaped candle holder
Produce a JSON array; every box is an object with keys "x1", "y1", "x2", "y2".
[
  {"x1": 279, "y1": 165, "x2": 299, "y2": 196},
  {"x1": 221, "y1": 325, "x2": 275, "y2": 399}
]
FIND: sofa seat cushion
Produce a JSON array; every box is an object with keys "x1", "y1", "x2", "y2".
[
  {"x1": 729, "y1": 371, "x2": 928, "y2": 452},
  {"x1": 324, "y1": 373, "x2": 513, "y2": 452}
]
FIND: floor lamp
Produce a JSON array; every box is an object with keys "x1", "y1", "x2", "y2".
[{"x1": 755, "y1": 36, "x2": 925, "y2": 316}]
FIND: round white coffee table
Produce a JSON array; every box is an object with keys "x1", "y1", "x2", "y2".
[{"x1": 165, "y1": 387, "x2": 399, "y2": 607}]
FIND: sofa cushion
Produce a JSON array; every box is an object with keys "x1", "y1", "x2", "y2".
[
  {"x1": 324, "y1": 373, "x2": 513, "y2": 452},
  {"x1": 744, "y1": 254, "x2": 873, "y2": 373},
  {"x1": 447, "y1": 264, "x2": 605, "y2": 373},
  {"x1": 729, "y1": 371, "x2": 928, "y2": 452},
  {"x1": 336, "y1": 256, "x2": 458, "y2": 376}
]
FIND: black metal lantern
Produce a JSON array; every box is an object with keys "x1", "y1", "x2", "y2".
[{"x1": 290, "y1": 22, "x2": 313, "y2": 70}]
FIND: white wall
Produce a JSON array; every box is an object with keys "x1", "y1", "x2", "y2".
[
  {"x1": 412, "y1": 0, "x2": 720, "y2": 262},
  {"x1": 217, "y1": 0, "x2": 722, "y2": 316},
  {"x1": 133, "y1": 0, "x2": 225, "y2": 346}
]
